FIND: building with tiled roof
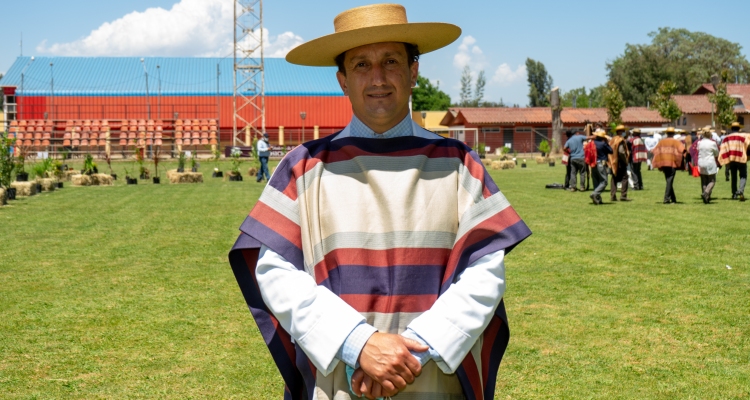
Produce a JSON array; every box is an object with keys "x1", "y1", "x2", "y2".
[
  {"x1": 438, "y1": 107, "x2": 668, "y2": 153},
  {"x1": 673, "y1": 84, "x2": 749, "y2": 130}
]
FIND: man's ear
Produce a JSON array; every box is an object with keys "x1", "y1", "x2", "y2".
[
  {"x1": 410, "y1": 61, "x2": 419, "y2": 88},
  {"x1": 336, "y1": 71, "x2": 348, "y2": 96}
]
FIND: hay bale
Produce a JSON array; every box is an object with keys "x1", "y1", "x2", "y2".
[
  {"x1": 481, "y1": 158, "x2": 493, "y2": 167},
  {"x1": 11, "y1": 181, "x2": 37, "y2": 196},
  {"x1": 166, "y1": 169, "x2": 203, "y2": 184},
  {"x1": 535, "y1": 156, "x2": 549, "y2": 164},
  {"x1": 64, "y1": 170, "x2": 78, "y2": 181},
  {"x1": 0, "y1": 188, "x2": 5, "y2": 206},
  {"x1": 490, "y1": 160, "x2": 516, "y2": 170},
  {"x1": 37, "y1": 178, "x2": 57, "y2": 192},
  {"x1": 71, "y1": 174, "x2": 92, "y2": 186},
  {"x1": 248, "y1": 167, "x2": 258, "y2": 176},
  {"x1": 91, "y1": 174, "x2": 114, "y2": 186}
]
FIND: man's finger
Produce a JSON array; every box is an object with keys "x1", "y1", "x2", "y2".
[
  {"x1": 351, "y1": 368, "x2": 365, "y2": 397},
  {"x1": 360, "y1": 375, "x2": 374, "y2": 400},
  {"x1": 402, "y1": 351, "x2": 423, "y2": 378},
  {"x1": 393, "y1": 362, "x2": 415, "y2": 384},
  {"x1": 402, "y1": 337, "x2": 430, "y2": 353},
  {"x1": 371, "y1": 382, "x2": 382, "y2": 399}
]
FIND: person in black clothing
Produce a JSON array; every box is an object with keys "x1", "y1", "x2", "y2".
[
  {"x1": 563, "y1": 130, "x2": 574, "y2": 189},
  {"x1": 590, "y1": 129, "x2": 613, "y2": 205}
]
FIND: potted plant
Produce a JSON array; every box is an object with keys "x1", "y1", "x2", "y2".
[
  {"x1": 152, "y1": 147, "x2": 161, "y2": 184},
  {"x1": 0, "y1": 132, "x2": 16, "y2": 201},
  {"x1": 190, "y1": 151, "x2": 199, "y2": 172},
  {"x1": 521, "y1": 159, "x2": 527, "y2": 168},
  {"x1": 60, "y1": 148, "x2": 70, "y2": 171},
  {"x1": 475, "y1": 142, "x2": 486, "y2": 159},
  {"x1": 15, "y1": 152, "x2": 28, "y2": 182},
  {"x1": 211, "y1": 148, "x2": 223, "y2": 178},
  {"x1": 229, "y1": 146, "x2": 243, "y2": 181},
  {"x1": 513, "y1": 150, "x2": 518, "y2": 165},
  {"x1": 83, "y1": 154, "x2": 96, "y2": 175},
  {"x1": 135, "y1": 149, "x2": 149, "y2": 179},
  {"x1": 177, "y1": 151, "x2": 186, "y2": 172},
  {"x1": 124, "y1": 166, "x2": 137, "y2": 185},
  {"x1": 538, "y1": 139, "x2": 550, "y2": 158},
  {"x1": 32, "y1": 162, "x2": 46, "y2": 193},
  {"x1": 51, "y1": 160, "x2": 64, "y2": 188}
]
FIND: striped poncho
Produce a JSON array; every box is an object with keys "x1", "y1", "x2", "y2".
[
  {"x1": 718, "y1": 133, "x2": 749, "y2": 165},
  {"x1": 631, "y1": 137, "x2": 648, "y2": 163},
  {"x1": 229, "y1": 132, "x2": 531, "y2": 400}
]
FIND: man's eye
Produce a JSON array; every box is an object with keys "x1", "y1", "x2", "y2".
[{"x1": 356, "y1": 62, "x2": 367, "y2": 68}]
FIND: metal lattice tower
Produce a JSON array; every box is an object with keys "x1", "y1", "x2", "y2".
[{"x1": 233, "y1": 0, "x2": 265, "y2": 146}]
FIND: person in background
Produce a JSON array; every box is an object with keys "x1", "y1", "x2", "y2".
[
  {"x1": 630, "y1": 129, "x2": 647, "y2": 190},
  {"x1": 696, "y1": 127, "x2": 720, "y2": 204},
  {"x1": 644, "y1": 132, "x2": 659, "y2": 170},
  {"x1": 562, "y1": 130, "x2": 573, "y2": 190},
  {"x1": 718, "y1": 122, "x2": 749, "y2": 202},
  {"x1": 565, "y1": 129, "x2": 586, "y2": 192},
  {"x1": 608, "y1": 125, "x2": 630, "y2": 201},
  {"x1": 652, "y1": 127, "x2": 686, "y2": 204},
  {"x1": 590, "y1": 129, "x2": 612, "y2": 205},
  {"x1": 256, "y1": 133, "x2": 271, "y2": 182}
]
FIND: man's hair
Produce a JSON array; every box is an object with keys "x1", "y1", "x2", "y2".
[
  {"x1": 732, "y1": 126, "x2": 740, "y2": 132},
  {"x1": 565, "y1": 129, "x2": 574, "y2": 138},
  {"x1": 335, "y1": 42, "x2": 420, "y2": 76}
]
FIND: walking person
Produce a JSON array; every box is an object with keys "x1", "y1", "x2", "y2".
[
  {"x1": 609, "y1": 125, "x2": 630, "y2": 201},
  {"x1": 565, "y1": 129, "x2": 587, "y2": 191},
  {"x1": 630, "y1": 129, "x2": 647, "y2": 190},
  {"x1": 590, "y1": 129, "x2": 612, "y2": 205},
  {"x1": 718, "y1": 122, "x2": 749, "y2": 201},
  {"x1": 697, "y1": 128, "x2": 719, "y2": 204},
  {"x1": 256, "y1": 133, "x2": 271, "y2": 182},
  {"x1": 652, "y1": 127, "x2": 686, "y2": 204},
  {"x1": 562, "y1": 130, "x2": 573, "y2": 189}
]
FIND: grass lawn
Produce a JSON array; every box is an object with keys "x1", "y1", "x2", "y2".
[{"x1": 1, "y1": 158, "x2": 748, "y2": 399}]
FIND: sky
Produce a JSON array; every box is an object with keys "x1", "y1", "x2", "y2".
[{"x1": 2, "y1": 0, "x2": 749, "y2": 106}]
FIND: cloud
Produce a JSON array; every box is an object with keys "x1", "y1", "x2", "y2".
[
  {"x1": 491, "y1": 63, "x2": 527, "y2": 86},
  {"x1": 453, "y1": 36, "x2": 485, "y2": 70},
  {"x1": 36, "y1": 0, "x2": 302, "y2": 58}
]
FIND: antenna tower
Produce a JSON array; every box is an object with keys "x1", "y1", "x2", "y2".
[{"x1": 233, "y1": 0, "x2": 265, "y2": 146}]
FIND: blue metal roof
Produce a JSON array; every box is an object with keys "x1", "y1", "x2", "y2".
[{"x1": 0, "y1": 57, "x2": 344, "y2": 97}]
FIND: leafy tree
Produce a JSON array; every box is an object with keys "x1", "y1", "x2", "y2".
[
  {"x1": 474, "y1": 70, "x2": 486, "y2": 106},
  {"x1": 459, "y1": 66, "x2": 472, "y2": 106},
  {"x1": 412, "y1": 75, "x2": 451, "y2": 111},
  {"x1": 561, "y1": 86, "x2": 605, "y2": 108},
  {"x1": 526, "y1": 58, "x2": 553, "y2": 107},
  {"x1": 603, "y1": 82, "x2": 625, "y2": 127},
  {"x1": 608, "y1": 28, "x2": 750, "y2": 106},
  {"x1": 709, "y1": 82, "x2": 737, "y2": 129},
  {"x1": 650, "y1": 81, "x2": 682, "y2": 125}
]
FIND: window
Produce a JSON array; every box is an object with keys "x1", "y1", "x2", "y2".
[
  {"x1": 682, "y1": 116, "x2": 687, "y2": 126},
  {"x1": 481, "y1": 127, "x2": 500, "y2": 133}
]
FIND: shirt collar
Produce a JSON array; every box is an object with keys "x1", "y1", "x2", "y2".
[{"x1": 337, "y1": 113, "x2": 414, "y2": 139}]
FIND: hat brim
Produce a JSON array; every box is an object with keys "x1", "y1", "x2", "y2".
[{"x1": 286, "y1": 22, "x2": 462, "y2": 66}]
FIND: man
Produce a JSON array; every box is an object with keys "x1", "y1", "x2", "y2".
[
  {"x1": 562, "y1": 130, "x2": 573, "y2": 190},
  {"x1": 629, "y1": 129, "x2": 647, "y2": 190},
  {"x1": 564, "y1": 128, "x2": 587, "y2": 192},
  {"x1": 227, "y1": 4, "x2": 531, "y2": 400},
  {"x1": 718, "y1": 122, "x2": 749, "y2": 201},
  {"x1": 643, "y1": 132, "x2": 659, "y2": 171},
  {"x1": 256, "y1": 133, "x2": 271, "y2": 182},
  {"x1": 652, "y1": 127, "x2": 685, "y2": 204},
  {"x1": 608, "y1": 125, "x2": 630, "y2": 201},
  {"x1": 589, "y1": 129, "x2": 612, "y2": 205}
]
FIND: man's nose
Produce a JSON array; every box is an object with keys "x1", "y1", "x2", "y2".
[{"x1": 370, "y1": 63, "x2": 387, "y2": 86}]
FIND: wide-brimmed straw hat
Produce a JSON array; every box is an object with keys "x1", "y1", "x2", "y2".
[
  {"x1": 665, "y1": 127, "x2": 676, "y2": 134},
  {"x1": 615, "y1": 125, "x2": 626, "y2": 131},
  {"x1": 593, "y1": 129, "x2": 608, "y2": 138},
  {"x1": 285, "y1": 3, "x2": 461, "y2": 66}
]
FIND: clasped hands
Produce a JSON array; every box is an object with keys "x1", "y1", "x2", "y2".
[{"x1": 351, "y1": 332, "x2": 429, "y2": 399}]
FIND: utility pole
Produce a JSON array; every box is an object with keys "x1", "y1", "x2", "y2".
[{"x1": 233, "y1": 0, "x2": 265, "y2": 147}]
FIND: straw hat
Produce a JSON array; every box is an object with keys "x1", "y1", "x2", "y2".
[
  {"x1": 632, "y1": 128, "x2": 641, "y2": 134},
  {"x1": 665, "y1": 127, "x2": 676, "y2": 134},
  {"x1": 731, "y1": 122, "x2": 742, "y2": 128},
  {"x1": 615, "y1": 125, "x2": 626, "y2": 131},
  {"x1": 286, "y1": 4, "x2": 461, "y2": 66},
  {"x1": 593, "y1": 129, "x2": 608, "y2": 138}
]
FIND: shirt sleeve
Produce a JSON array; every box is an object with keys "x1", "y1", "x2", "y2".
[
  {"x1": 406, "y1": 249, "x2": 506, "y2": 374},
  {"x1": 256, "y1": 245, "x2": 370, "y2": 376},
  {"x1": 336, "y1": 322, "x2": 378, "y2": 368}
]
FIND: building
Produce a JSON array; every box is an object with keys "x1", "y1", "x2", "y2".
[
  {"x1": 673, "y1": 84, "x2": 749, "y2": 130},
  {"x1": 411, "y1": 110, "x2": 450, "y2": 136},
  {"x1": 439, "y1": 107, "x2": 668, "y2": 153},
  {"x1": 0, "y1": 57, "x2": 352, "y2": 148}
]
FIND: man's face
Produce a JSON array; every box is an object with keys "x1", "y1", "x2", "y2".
[{"x1": 336, "y1": 42, "x2": 418, "y2": 133}]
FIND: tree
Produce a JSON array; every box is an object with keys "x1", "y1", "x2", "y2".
[
  {"x1": 709, "y1": 82, "x2": 737, "y2": 129},
  {"x1": 608, "y1": 28, "x2": 750, "y2": 106},
  {"x1": 526, "y1": 58, "x2": 553, "y2": 107},
  {"x1": 459, "y1": 66, "x2": 472, "y2": 106},
  {"x1": 650, "y1": 81, "x2": 682, "y2": 125},
  {"x1": 561, "y1": 86, "x2": 605, "y2": 108},
  {"x1": 603, "y1": 82, "x2": 625, "y2": 127},
  {"x1": 412, "y1": 75, "x2": 451, "y2": 111},
  {"x1": 474, "y1": 70, "x2": 486, "y2": 106}
]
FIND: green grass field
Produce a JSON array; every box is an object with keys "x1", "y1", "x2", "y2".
[{"x1": 1, "y1": 159, "x2": 748, "y2": 399}]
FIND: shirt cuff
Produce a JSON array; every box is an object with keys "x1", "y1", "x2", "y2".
[
  {"x1": 401, "y1": 328, "x2": 443, "y2": 367},
  {"x1": 336, "y1": 322, "x2": 377, "y2": 369}
]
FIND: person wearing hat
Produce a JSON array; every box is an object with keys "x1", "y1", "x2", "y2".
[
  {"x1": 564, "y1": 128, "x2": 587, "y2": 191},
  {"x1": 652, "y1": 127, "x2": 686, "y2": 204},
  {"x1": 256, "y1": 133, "x2": 271, "y2": 182},
  {"x1": 696, "y1": 127, "x2": 720, "y2": 203},
  {"x1": 718, "y1": 121, "x2": 749, "y2": 201},
  {"x1": 608, "y1": 125, "x2": 631, "y2": 201},
  {"x1": 629, "y1": 128, "x2": 647, "y2": 190},
  {"x1": 589, "y1": 129, "x2": 613, "y2": 204},
  {"x1": 227, "y1": 4, "x2": 531, "y2": 400}
]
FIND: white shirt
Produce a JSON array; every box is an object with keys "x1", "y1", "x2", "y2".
[{"x1": 255, "y1": 115, "x2": 507, "y2": 376}]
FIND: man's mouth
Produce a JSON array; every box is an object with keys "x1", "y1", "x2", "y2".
[{"x1": 367, "y1": 93, "x2": 391, "y2": 98}]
